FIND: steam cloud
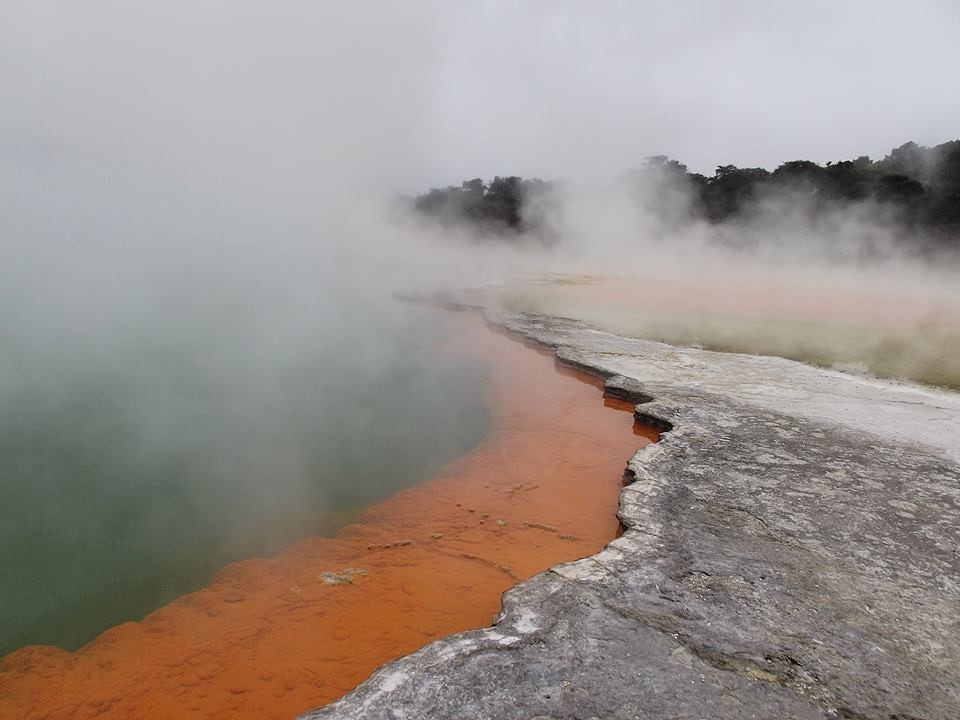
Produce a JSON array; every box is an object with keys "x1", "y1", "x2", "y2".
[{"x1": 2, "y1": 1, "x2": 959, "y2": 653}]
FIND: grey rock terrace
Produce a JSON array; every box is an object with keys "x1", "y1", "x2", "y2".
[{"x1": 302, "y1": 310, "x2": 960, "y2": 720}]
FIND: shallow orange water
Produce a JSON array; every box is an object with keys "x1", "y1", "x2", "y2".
[
  {"x1": 0, "y1": 314, "x2": 656, "y2": 720},
  {"x1": 527, "y1": 275, "x2": 960, "y2": 328}
]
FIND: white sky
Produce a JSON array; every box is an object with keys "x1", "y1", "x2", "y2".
[{"x1": 2, "y1": 1, "x2": 959, "y2": 198}]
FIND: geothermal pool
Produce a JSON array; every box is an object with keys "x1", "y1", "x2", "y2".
[
  {"x1": 504, "y1": 274, "x2": 960, "y2": 390},
  {"x1": 0, "y1": 300, "x2": 489, "y2": 656},
  {"x1": 0, "y1": 312, "x2": 657, "y2": 719}
]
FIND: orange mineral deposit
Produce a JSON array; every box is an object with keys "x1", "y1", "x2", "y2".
[{"x1": 0, "y1": 314, "x2": 658, "y2": 720}]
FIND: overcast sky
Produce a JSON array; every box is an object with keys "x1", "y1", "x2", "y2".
[{"x1": 2, "y1": 0, "x2": 959, "y2": 198}]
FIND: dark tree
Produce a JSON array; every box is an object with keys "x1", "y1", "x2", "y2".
[
  {"x1": 702, "y1": 165, "x2": 771, "y2": 221},
  {"x1": 627, "y1": 156, "x2": 704, "y2": 225}
]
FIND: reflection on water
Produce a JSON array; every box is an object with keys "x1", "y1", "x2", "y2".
[
  {"x1": 0, "y1": 314, "x2": 657, "y2": 720},
  {"x1": 0, "y1": 299, "x2": 488, "y2": 655}
]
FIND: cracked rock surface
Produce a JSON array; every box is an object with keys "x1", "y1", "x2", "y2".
[{"x1": 302, "y1": 311, "x2": 960, "y2": 720}]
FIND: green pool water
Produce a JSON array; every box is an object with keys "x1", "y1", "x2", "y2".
[{"x1": 0, "y1": 298, "x2": 488, "y2": 657}]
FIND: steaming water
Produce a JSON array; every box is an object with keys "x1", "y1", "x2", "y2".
[{"x1": 0, "y1": 297, "x2": 488, "y2": 657}]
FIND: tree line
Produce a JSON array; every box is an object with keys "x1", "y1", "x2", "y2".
[
  {"x1": 410, "y1": 176, "x2": 553, "y2": 235},
  {"x1": 409, "y1": 139, "x2": 960, "y2": 248}
]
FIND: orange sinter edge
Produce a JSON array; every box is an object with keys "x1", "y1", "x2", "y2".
[{"x1": 0, "y1": 313, "x2": 658, "y2": 720}]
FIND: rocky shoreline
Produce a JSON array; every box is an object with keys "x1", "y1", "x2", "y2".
[{"x1": 302, "y1": 309, "x2": 960, "y2": 720}]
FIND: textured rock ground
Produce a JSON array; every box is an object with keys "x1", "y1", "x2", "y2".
[{"x1": 302, "y1": 310, "x2": 960, "y2": 720}]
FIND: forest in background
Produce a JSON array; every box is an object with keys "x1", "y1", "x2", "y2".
[{"x1": 409, "y1": 140, "x2": 960, "y2": 252}]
